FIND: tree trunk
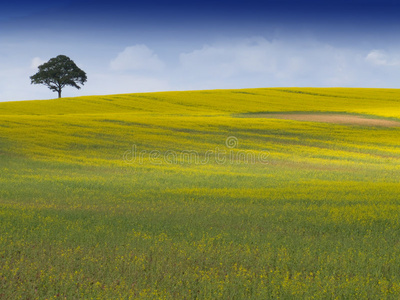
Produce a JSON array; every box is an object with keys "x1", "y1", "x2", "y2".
[{"x1": 58, "y1": 89, "x2": 62, "y2": 98}]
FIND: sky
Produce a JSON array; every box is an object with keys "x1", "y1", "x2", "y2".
[{"x1": 1, "y1": 0, "x2": 400, "y2": 101}]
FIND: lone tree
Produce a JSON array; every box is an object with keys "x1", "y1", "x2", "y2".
[{"x1": 30, "y1": 55, "x2": 87, "y2": 98}]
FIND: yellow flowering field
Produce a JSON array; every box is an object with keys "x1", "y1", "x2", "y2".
[{"x1": 0, "y1": 88, "x2": 400, "y2": 298}]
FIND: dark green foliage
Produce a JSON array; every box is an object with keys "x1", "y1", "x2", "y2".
[{"x1": 30, "y1": 55, "x2": 87, "y2": 98}]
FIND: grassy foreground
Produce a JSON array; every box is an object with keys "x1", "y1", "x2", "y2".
[{"x1": 1, "y1": 88, "x2": 400, "y2": 298}]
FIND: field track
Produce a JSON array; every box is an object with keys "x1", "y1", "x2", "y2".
[{"x1": 244, "y1": 113, "x2": 400, "y2": 127}]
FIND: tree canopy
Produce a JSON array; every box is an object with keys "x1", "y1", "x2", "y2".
[{"x1": 30, "y1": 55, "x2": 87, "y2": 98}]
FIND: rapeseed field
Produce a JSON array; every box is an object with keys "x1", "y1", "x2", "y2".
[{"x1": 0, "y1": 88, "x2": 400, "y2": 298}]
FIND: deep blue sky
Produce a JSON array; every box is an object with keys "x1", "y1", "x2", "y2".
[{"x1": 1, "y1": 0, "x2": 400, "y2": 101}]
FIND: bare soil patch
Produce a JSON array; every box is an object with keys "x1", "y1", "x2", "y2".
[{"x1": 247, "y1": 113, "x2": 400, "y2": 127}]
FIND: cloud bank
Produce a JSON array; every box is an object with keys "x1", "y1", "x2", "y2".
[
  {"x1": 365, "y1": 50, "x2": 400, "y2": 67},
  {"x1": 110, "y1": 45, "x2": 165, "y2": 72},
  {"x1": 176, "y1": 38, "x2": 400, "y2": 88},
  {"x1": 2, "y1": 38, "x2": 400, "y2": 101}
]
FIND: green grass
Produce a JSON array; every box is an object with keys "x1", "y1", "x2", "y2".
[{"x1": 0, "y1": 88, "x2": 400, "y2": 298}]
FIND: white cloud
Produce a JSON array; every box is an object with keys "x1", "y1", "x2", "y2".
[
  {"x1": 30, "y1": 57, "x2": 45, "y2": 69},
  {"x1": 179, "y1": 38, "x2": 279, "y2": 77},
  {"x1": 178, "y1": 37, "x2": 365, "y2": 87},
  {"x1": 110, "y1": 45, "x2": 165, "y2": 72},
  {"x1": 365, "y1": 50, "x2": 400, "y2": 66},
  {"x1": 0, "y1": 67, "x2": 49, "y2": 101},
  {"x1": 83, "y1": 72, "x2": 170, "y2": 95}
]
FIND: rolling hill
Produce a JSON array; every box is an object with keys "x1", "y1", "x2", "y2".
[{"x1": 0, "y1": 88, "x2": 400, "y2": 298}]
